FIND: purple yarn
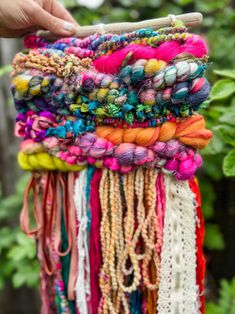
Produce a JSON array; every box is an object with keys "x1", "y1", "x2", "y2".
[{"x1": 188, "y1": 79, "x2": 210, "y2": 106}]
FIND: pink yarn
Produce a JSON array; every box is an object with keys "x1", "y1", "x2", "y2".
[
  {"x1": 175, "y1": 153, "x2": 202, "y2": 180},
  {"x1": 93, "y1": 36, "x2": 208, "y2": 74},
  {"x1": 20, "y1": 134, "x2": 202, "y2": 179},
  {"x1": 89, "y1": 169, "x2": 102, "y2": 314}
]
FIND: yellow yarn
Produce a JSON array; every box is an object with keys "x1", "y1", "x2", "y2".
[
  {"x1": 29, "y1": 84, "x2": 41, "y2": 96},
  {"x1": 18, "y1": 152, "x2": 85, "y2": 172},
  {"x1": 145, "y1": 59, "x2": 166, "y2": 76},
  {"x1": 12, "y1": 76, "x2": 29, "y2": 95},
  {"x1": 41, "y1": 77, "x2": 50, "y2": 87},
  {"x1": 96, "y1": 88, "x2": 109, "y2": 102}
]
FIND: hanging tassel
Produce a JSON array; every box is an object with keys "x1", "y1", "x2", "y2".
[
  {"x1": 61, "y1": 209, "x2": 77, "y2": 314},
  {"x1": 89, "y1": 169, "x2": 102, "y2": 314},
  {"x1": 74, "y1": 170, "x2": 91, "y2": 313},
  {"x1": 189, "y1": 177, "x2": 206, "y2": 314},
  {"x1": 157, "y1": 174, "x2": 200, "y2": 313}
]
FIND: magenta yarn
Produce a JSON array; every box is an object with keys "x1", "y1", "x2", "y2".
[{"x1": 94, "y1": 36, "x2": 208, "y2": 74}]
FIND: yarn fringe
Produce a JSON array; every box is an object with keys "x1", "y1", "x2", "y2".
[{"x1": 20, "y1": 168, "x2": 205, "y2": 313}]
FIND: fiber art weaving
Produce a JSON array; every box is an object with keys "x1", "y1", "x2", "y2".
[{"x1": 12, "y1": 13, "x2": 211, "y2": 314}]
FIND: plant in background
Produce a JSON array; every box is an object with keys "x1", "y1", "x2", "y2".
[
  {"x1": 0, "y1": 1, "x2": 235, "y2": 311},
  {"x1": 0, "y1": 174, "x2": 39, "y2": 290},
  {"x1": 205, "y1": 69, "x2": 235, "y2": 177},
  {"x1": 206, "y1": 278, "x2": 235, "y2": 314},
  {"x1": 198, "y1": 69, "x2": 235, "y2": 252}
]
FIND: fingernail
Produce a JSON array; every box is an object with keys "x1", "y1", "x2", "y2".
[{"x1": 63, "y1": 22, "x2": 75, "y2": 32}]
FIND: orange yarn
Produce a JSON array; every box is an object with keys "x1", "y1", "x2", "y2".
[{"x1": 96, "y1": 115, "x2": 212, "y2": 149}]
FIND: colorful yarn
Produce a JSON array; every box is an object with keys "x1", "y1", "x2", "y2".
[
  {"x1": 17, "y1": 151, "x2": 85, "y2": 171},
  {"x1": 19, "y1": 137, "x2": 202, "y2": 180},
  {"x1": 119, "y1": 60, "x2": 206, "y2": 87},
  {"x1": 13, "y1": 19, "x2": 210, "y2": 314},
  {"x1": 12, "y1": 50, "x2": 92, "y2": 77},
  {"x1": 12, "y1": 69, "x2": 208, "y2": 120},
  {"x1": 93, "y1": 36, "x2": 208, "y2": 73},
  {"x1": 16, "y1": 112, "x2": 212, "y2": 149},
  {"x1": 189, "y1": 178, "x2": 206, "y2": 314},
  {"x1": 89, "y1": 169, "x2": 102, "y2": 314},
  {"x1": 96, "y1": 115, "x2": 212, "y2": 149},
  {"x1": 73, "y1": 170, "x2": 91, "y2": 313}
]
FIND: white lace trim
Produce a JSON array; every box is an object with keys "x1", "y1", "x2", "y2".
[
  {"x1": 74, "y1": 170, "x2": 91, "y2": 314},
  {"x1": 157, "y1": 175, "x2": 200, "y2": 314}
]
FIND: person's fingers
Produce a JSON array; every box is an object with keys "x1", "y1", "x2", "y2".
[
  {"x1": 50, "y1": 0, "x2": 78, "y2": 26},
  {"x1": 30, "y1": 3, "x2": 76, "y2": 36}
]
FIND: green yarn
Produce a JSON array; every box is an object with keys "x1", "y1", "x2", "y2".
[
  {"x1": 55, "y1": 293, "x2": 63, "y2": 314},
  {"x1": 61, "y1": 209, "x2": 76, "y2": 314}
]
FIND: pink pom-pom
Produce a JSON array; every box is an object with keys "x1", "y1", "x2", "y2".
[
  {"x1": 195, "y1": 153, "x2": 203, "y2": 166},
  {"x1": 66, "y1": 155, "x2": 78, "y2": 164},
  {"x1": 164, "y1": 159, "x2": 179, "y2": 172},
  {"x1": 68, "y1": 145, "x2": 82, "y2": 156},
  {"x1": 104, "y1": 157, "x2": 120, "y2": 171},
  {"x1": 60, "y1": 151, "x2": 69, "y2": 161},
  {"x1": 152, "y1": 142, "x2": 166, "y2": 154},
  {"x1": 89, "y1": 138, "x2": 113, "y2": 158},
  {"x1": 87, "y1": 156, "x2": 96, "y2": 164}
]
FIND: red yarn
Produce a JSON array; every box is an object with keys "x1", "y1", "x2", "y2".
[
  {"x1": 156, "y1": 172, "x2": 166, "y2": 254},
  {"x1": 94, "y1": 36, "x2": 208, "y2": 74},
  {"x1": 189, "y1": 177, "x2": 206, "y2": 314},
  {"x1": 89, "y1": 169, "x2": 102, "y2": 313}
]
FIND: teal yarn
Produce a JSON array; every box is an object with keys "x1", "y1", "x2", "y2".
[
  {"x1": 61, "y1": 209, "x2": 76, "y2": 314},
  {"x1": 46, "y1": 120, "x2": 96, "y2": 138},
  {"x1": 130, "y1": 290, "x2": 142, "y2": 314},
  {"x1": 86, "y1": 166, "x2": 96, "y2": 233}
]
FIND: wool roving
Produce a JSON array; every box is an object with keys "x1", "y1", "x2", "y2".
[{"x1": 12, "y1": 18, "x2": 211, "y2": 314}]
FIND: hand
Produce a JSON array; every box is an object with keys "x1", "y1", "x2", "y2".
[{"x1": 0, "y1": 0, "x2": 78, "y2": 38}]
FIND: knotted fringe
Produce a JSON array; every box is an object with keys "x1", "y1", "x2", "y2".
[
  {"x1": 74, "y1": 170, "x2": 91, "y2": 313},
  {"x1": 20, "y1": 168, "x2": 205, "y2": 314}
]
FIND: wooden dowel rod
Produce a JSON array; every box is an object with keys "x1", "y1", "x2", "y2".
[{"x1": 37, "y1": 12, "x2": 203, "y2": 39}]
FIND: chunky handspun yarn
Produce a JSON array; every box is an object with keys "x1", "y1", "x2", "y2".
[{"x1": 12, "y1": 19, "x2": 211, "y2": 314}]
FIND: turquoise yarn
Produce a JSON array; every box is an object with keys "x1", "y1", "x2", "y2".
[
  {"x1": 130, "y1": 290, "x2": 142, "y2": 314},
  {"x1": 86, "y1": 166, "x2": 96, "y2": 233},
  {"x1": 61, "y1": 209, "x2": 76, "y2": 314}
]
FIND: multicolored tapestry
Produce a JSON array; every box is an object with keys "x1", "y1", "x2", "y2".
[{"x1": 11, "y1": 18, "x2": 212, "y2": 314}]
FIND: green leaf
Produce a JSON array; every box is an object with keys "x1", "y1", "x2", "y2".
[
  {"x1": 210, "y1": 79, "x2": 235, "y2": 101},
  {"x1": 216, "y1": 125, "x2": 235, "y2": 146},
  {"x1": 201, "y1": 132, "x2": 224, "y2": 155},
  {"x1": 206, "y1": 302, "x2": 220, "y2": 314},
  {"x1": 219, "y1": 112, "x2": 235, "y2": 126},
  {"x1": 207, "y1": 278, "x2": 235, "y2": 314},
  {"x1": 204, "y1": 223, "x2": 225, "y2": 250},
  {"x1": 223, "y1": 149, "x2": 235, "y2": 176},
  {"x1": 214, "y1": 69, "x2": 235, "y2": 80},
  {"x1": 201, "y1": 155, "x2": 224, "y2": 181},
  {"x1": 12, "y1": 272, "x2": 27, "y2": 288},
  {"x1": 199, "y1": 179, "x2": 216, "y2": 219}
]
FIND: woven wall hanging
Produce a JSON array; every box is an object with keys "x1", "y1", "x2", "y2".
[{"x1": 11, "y1": 12, "x2": 212, "y2": 314}]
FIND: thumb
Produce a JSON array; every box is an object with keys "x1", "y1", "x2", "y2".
[{"x1": 31, "y1": 5, "x2": 76, "y2": 36}]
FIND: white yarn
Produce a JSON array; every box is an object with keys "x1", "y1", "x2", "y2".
[
  {"x1": 157, "y1": 175, "x2": 200, "y2": 314},
  {"x1": 74, "y1": 170, "x2": 91, "y2": 314}
]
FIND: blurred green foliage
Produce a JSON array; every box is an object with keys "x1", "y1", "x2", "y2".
[
  {"x1": 206, "y1": 278, "x2": 235, "y2": 314},
  {"x1": 1, "y1": 0, "x2": 235, "y2": 309},
  {"x1": 0, "y1": 174, "x2": 39, "y2": 290},
  {"x1": 203, "y1": 70, "x2": 235, "y2": 177}
]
